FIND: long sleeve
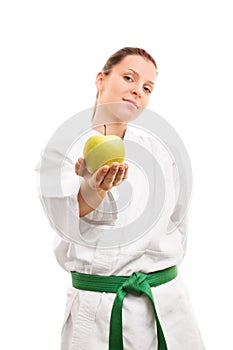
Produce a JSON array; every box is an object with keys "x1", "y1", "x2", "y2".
[
  {"x1": 35, "y1": 142, "x2": 81, "y2": 242},
  {"x1": 35, "y1": 131, "x2": 118, "y2": 244}
]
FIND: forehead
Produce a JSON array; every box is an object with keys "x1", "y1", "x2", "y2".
[{"x1": 113, "y1": 55, "x2": 157, "y2": 82}]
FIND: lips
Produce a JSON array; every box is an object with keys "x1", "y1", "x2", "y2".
[{"x1": 122, "y1": 98, "x2": 139, "y2": 109}]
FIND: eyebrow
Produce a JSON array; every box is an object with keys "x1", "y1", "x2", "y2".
[{"x1": 128, "y1": 68, "x2": 154, "y2": 85}]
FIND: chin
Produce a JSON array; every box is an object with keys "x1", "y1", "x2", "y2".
[{"x1": 107, "y1": 102, "x2": 143, "y2": 122}]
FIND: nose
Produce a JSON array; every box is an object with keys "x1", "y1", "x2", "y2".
[{"x1": 131, "y1": 83, "x2": 142, "y2": 98}]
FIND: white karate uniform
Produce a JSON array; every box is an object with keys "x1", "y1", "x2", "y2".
[{"x1": 36, "y1": 125, "x2": 205, "y2": 349}]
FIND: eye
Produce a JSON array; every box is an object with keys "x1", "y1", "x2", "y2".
[
  {"x1": 123, "y1": 75, "x2": 134, "y2": 82},
  {"x1": 143, "y1": 86, "x2": 152, "y2": 94}
]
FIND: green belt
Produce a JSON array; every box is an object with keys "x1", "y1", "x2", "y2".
[{"x1": 71, "y1": 265, "x2": 178, "y2": 350}]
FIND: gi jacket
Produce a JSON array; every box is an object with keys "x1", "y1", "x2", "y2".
[{"x1": 36, "y1": 125, "x2": 205, "y2": 350}]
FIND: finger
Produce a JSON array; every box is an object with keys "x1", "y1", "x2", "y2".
[
  {"x1": 113, "y1": 163, "x2": 129, "y2": 186},
  {"x1": 122, "y1": 163, "x2": 129, "y2": 180},
  {"x1": 75, "y1": 158, "x2": 82, "y2": 175},
  {"x1": 112, "y1": 164, "x2": 125, "y2": 186},
  {"x1": 95, "y1": 166, "x2": 110, "y2": 187},
  {"x1": 75, "y1": 157, "x2": 87, "y2": 176},
  {"x1": 100, "y1": 162, "x2": 119, "y2": 190},
  {"x1": 103, "y1": 162, "x2": 119, "y2": 183}
]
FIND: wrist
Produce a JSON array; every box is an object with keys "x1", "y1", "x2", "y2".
[{"x1": 79, "y1": 181, "x2": 107, "y2": 210}]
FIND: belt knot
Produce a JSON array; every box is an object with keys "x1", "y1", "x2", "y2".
[{"x1": 122, "y1": 271, "x2": 147, "y2": 296}]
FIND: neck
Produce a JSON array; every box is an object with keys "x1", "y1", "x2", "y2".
[
  {"x1": 92, "y1": 123, "x2": 127, "y2": 139},
  {"x1": 92, "y1": 105, "x2": 127, "y2": 139}
]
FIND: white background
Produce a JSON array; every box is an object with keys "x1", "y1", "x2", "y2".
[{"x1": 1, "y1": 0, "x2": 232, "y2": 348}]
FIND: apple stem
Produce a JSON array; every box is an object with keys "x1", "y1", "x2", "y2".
[{"x1": 104, "y1": 124, "x2": 106, "y2": 136}]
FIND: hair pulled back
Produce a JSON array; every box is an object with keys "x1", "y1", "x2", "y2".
[{"x1": 102, "y1": 47, "x2": 157, "y2": 75}]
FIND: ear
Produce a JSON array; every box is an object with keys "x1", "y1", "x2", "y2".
[{"x1": 95, "y1": 72, "x2": 104, "y2": 91}]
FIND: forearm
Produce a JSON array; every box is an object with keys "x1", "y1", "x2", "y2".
[{"x1": 78, "y1": 181, "x2": 107, "y2": 217}]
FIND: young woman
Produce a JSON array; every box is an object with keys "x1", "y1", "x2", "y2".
[{"x1": 37, "y1": 47, "x2": 205, "y2": 349}]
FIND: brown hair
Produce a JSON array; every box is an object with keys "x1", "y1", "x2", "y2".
[
  {"x1": 102, "y1": 47, "x2": 157, "y2": 75},
  {"x1": 92, "y1": 47, "x2": 158, "y2": 119}
]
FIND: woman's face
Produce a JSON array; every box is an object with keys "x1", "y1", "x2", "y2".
[{"x1": 96, "y1": 55, "x2": 157, "y2": 122}]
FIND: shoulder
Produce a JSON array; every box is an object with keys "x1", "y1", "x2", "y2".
[{"x1": 126, "y1": 124, "x2": 176, "y2": 166}]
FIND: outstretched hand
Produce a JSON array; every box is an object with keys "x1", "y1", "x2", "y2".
[{"x1": 75, "y1": 157, "x2": 129, "y2": 192}]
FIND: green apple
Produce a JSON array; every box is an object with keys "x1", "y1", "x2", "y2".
[{"x1": 83, "y1": 134, "x2": 125, "y2": 174}]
